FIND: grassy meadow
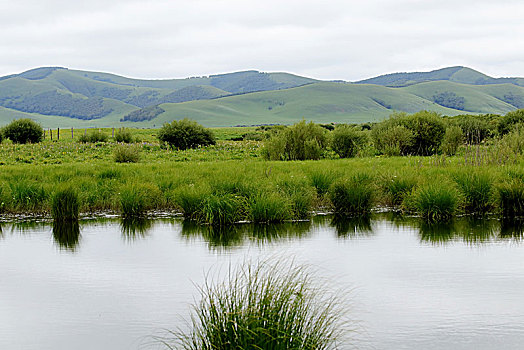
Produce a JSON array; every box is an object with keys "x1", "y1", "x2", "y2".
[{"x1": 0, "y1": 125, "x2": 523, "y2": 223}]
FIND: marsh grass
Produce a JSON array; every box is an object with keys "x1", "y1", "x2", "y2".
[
  {"x1": 412, "y1": 183, "x2": 458, "y2": 222},
  {"x1": 198, "y1": 193, "x2": 247, "y2": 226},
  {"x1": 119, "y1": 183, "x2": 162, "y2": 218},
  {"x1": 453, "y1": 171, "x2": 494, "y2": 214},
  {"x1": 51, "y1": 187, "x2": 79, "y2": 222},
  {"x1": 165, "y1": 259, "x2": 350, "y2": 350},
  {"x1": 310, "y1": 170, "x2": 337, "y2": 197},
  {"x1": 329, "y1": 175, "x2": 374, "y2": 216},
  {"x1": 382, "y1": 174, "x2": 417, "y2": 206},
  {"x1": 249, "y1": 192, "x2": 291, "y2": 223},
  {"x1": 9, "y1": 181, "x2": 47, "y2": 211}
]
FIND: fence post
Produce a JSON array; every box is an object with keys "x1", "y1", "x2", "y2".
[
  {"x1": 50, "y1": 129, "x2": 53, "y2": 140},
  {"x1": 57, "y1": 127, "x2": 60, "y2": 140},
  {"x1": 71, "y1": 127, "x2": 74, "y2": 139},
  {"x1": 112, "y1": 127, "x2": 115, "y2": 138}
]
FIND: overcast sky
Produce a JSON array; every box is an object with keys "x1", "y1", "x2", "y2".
[{"x1": 0, "y1": 0, "x2": 523, "y2": 81}]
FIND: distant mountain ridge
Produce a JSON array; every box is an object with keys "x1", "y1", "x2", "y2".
[
  {"x1": 0, "y1": 66, "x2": 523, "y2": 127},
  {"x1": 356, "y1": 66, "x2": 524, "y2": 87}
]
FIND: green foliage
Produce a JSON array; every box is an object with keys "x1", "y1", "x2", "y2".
[
  {"x1": 113, "y1": 145, "x2": 140, "y2": 163},
  {"x1": 2, "y1": 118, "x2": 43, "y2": 144},
  {"x1": 449, "y1": 114, "x2": 497, "y2": 144},
  {"x1": 372, "y1": 111, "x2": 446, "y2": 156},
  {"x1": 441, "y1": 126, "x2": 463, "y2": 155},
  {"x1": 496, "y1": 124, "x2": 524, "y2": 155},
  {"x1": 329, "y1": 175, "x2": 374, "y2": 216},
  {"x1": 9, "y1": 181, "x2": 47, "y2": 211},
  {"x1": 412, "y1": 183, "x2": 458, "y2": 222},
  {"x1": 158, "y1": 118, "x2": 216, "y2": 150},
  {"x1": 78, "y1": 130, "x2": 108, "y2": 143},
  {"x1": 382, "y1": 175, "x2": 417, "y2": 206},
  {"x1": 168, "y1": 259, "x2": 348, "y2": 350},
  {"x1": 51, "y1": 187, "x2": 80, "y2": 222},
  {"x1": 198, "y1": 193, "x2": 246, "y2": 226},
  {"x1": 372, "y1": 124, "x2": 415, "y2": 156},
  {"x1": 263, "y1": 120, "x2": 327, "y2": 160},
  {"x1": 498, "y1": 109, "x2": 524, "y2": 135},
  {"x1": 114, "y1": 128, "x2": 133, "y2": 143},
  {"x1": 331, "y1": 125, "x2": 368, "y2": 158}
]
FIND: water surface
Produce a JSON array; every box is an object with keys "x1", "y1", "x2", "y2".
[{"x1": 1, "y1": 215, "x2": 523, "y2": 349}]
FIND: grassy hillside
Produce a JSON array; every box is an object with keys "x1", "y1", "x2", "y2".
[{"x1": 1, "y1": 66, "x2": 524, "y2": 128}]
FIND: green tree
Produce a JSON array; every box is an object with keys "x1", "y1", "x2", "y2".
[{"x1": 331, "y1": 124, "x2": 368, "y2": 158}]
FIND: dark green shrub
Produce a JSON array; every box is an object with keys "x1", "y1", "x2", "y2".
[
  {"x1": 114, "y1": 128, "x2": 133, "y2": 143},
  {"x1": 78, "y1": 130, "x2": 108, "y2": 143},
  {"x1": 331, "y1": 125, "x2": 368, "y2": 158},
  {"x1": 51, "y1": 187, "x2": 80, "y2": 222},
  {"x1": 441, "y1": 126, "x2": 463, "y2": 155},
  {"x1": 113, "y1": 145, "x2": 140, "y2": 163},
  {"x1": 263, "y1": 120, "x2": 328, "y2": 160},
  {"x1": 158, "y1": 118, "x2": 215, "y2": 150},
  {"x1": 372, "y1": 111, "x2": 446, "y2": 156},
  {"x1": 167, "y1": 259, "x2": 349, "y2": 349},
  {"x1": 413, "y1": 183, "x2": 458, "y2": 222},
  {"x1": 2, "y1": 118, "x2": 43, "y2": 144},
  {"x1": 329, "y1": 175, "x2": 374, "y2": 216},
  {"x1": 451, "y1": 114, "x2": 496, "y2": 144},
  {"x1": 498, "y1": 109, "x2": 524, "y2": 135}
]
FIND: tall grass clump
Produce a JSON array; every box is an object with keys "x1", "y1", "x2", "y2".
[
  {"x1": 249, "y1": 192, "x2": 291, "y2": 223},
  {"x1": 167, "y1": 259, "x2": 350, "y2": 350},
  {"x1": 497, "y1": 180, "x2": 524, "y2": 217},
  {"x1": 114, "y1": 128, "x2": 133, "y2": 143},
  {"x1": 198, "y1": 193, "x2": 247, "y2": 225},
  {"x1": 412, "y1": 183, "x2": 458, "y2": 222},
  {"x1": 382, "y1": 175, "x2": 417, "y2": 206},
  {"x1": 310, "y1": 170, "x2": 337, "y2": 197},
  {"x1": 114, "y1": 145, "x2": 141, "y2": 163},
  {"x1": 453, "y1": 172, "x2": 494, "y2": 214},
  {"x1": 329, "y1": 174, "x2": 374, "y2": 216},
  {"x1": 51, "y1": 187, "x2": 80, "y2": 222},
  {"x1": 119, "y1": 183, "x2": 162, "y2": 218}
]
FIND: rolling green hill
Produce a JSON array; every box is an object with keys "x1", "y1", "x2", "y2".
[{"x1": 0, "y1": 66, "x2": 523, "y2": 128}]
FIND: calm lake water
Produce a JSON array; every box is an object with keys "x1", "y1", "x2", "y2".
[{"x1": 1, "y1": 214, "x2": 524, "y2": 350}]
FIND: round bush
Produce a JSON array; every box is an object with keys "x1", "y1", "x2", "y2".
[
  {"x1": 331, "y1": 125, "x2": 368, "y2": 158},
  {"x1": 158, "y1": 118, "x2": 215, "y2": 150},
  {"x1": 2, "y1": 118, "x2": 43, "y2": 144}
]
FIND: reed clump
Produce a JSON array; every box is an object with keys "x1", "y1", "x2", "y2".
[
  {"x1": 412, "y1": 183, "x2": 458, "y2": 222},
  {"x1": 249, "y1": 192, "x2": 291, "y2": 223},
  {"x1": 329, "y1": 174, "x2": 374, "y2": 216},
  {"x1": 51, "y1": 187, "x2": 80, "y2": 222},
  {"x1": 454, "y1": 171, "x2": 494, "y2": 215},
  {"x1": 167, "y1": 259, "x2": 350, "y2": 350},
  {"x1": 119, "y1": 183, "x2": 162, "y2": 218}
]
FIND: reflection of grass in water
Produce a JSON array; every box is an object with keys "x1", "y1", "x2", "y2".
[
  {"x1": 53, "y1": 221, "x2": 80, "y2": 252},
  {"x1": 120, "y1": 218, "x2": 153, "y2": 241},
  {"x1": 251, "y1": 221, "x2": 311, "y2": 244},
  {"x1": 418, "y1": 217, "x2": 499, "y2": 246},
  {"x1": 500, "y1": 219, "x2": 524, "y2": 241},
  {"x1": 181, "y1": 221, "x2": 246, "y2": 249},
  {"x1": 331, "y1": 215, "x2": 373, "y2": 238},
  {"x1": 163, "y1": 258, "x2": 352, "y2": 350}
]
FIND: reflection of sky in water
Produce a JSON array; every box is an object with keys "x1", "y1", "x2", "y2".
[{"x1": 0, "y1": 215, "x2": 523, "y2": 350}]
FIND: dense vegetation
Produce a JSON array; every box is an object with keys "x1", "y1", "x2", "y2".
[
  {"x1": 157, "y1": 119, "x2": 216, "y2": 150},
  {"x1": 120, "y1": 105, "x2": 165, "y2": 122},
  {"x1": 1, "y1": 118, "x2": 43, "y2": 143}
]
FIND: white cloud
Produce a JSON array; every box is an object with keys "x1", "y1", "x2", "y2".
[{"x1": 0, "y1": 0, "x2": 523, "y2": 80}]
